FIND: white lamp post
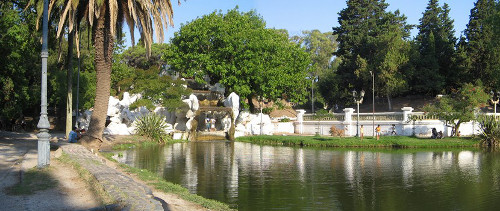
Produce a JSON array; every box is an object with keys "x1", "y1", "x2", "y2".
[
  {"x1": 37, "y1": 0, "x2": 51, "y2": 168},
  {"x1": 352, "y1": 90, "x2": 365, "y2": 137},
  {"x1": 490, "y1": 91, "x2": 500, "y2": 116},
  {"x1": 370, "y1": 71, "x2": 375, "y2": 138}
]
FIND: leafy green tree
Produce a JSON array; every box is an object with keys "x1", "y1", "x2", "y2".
[
  {"x1": 129, "y1": 69, "x2": 191, "y2": 112},
  {"x1": 0, "y1": 0, "x2": 48, "y2": 127},
  {"x1": 333, "y1": 0, "x2": 411, "y2": 110},
  {"x1": 165, "y1": 8, "x2": 311, "y2": 111},
  {"x1": 294, "y1": 30, "x2": 338, "y2": 111},
  {"x1": 424, "y1": 82, "x2": 489, "y2": 136},
  {"x1": 413, "y1": 0, "x2": 457, "y2": 94},
  {"x1": 465, "y1": 0, "x2": 498, "y2": 89}
]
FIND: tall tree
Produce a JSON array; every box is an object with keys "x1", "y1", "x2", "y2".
[
  {"x1": 0, "y1": 0, "x2": 44, "y2": 127},
  {"x1": 294, "y1": 30, "x2": 338, "y2": 111},
  {"x1": 464, "y1": 0, "x2": 497, "y2": 88},
  {"x1": 31, "y1": 0, "x2": 178, "y2": 150},
  {"x1": 333, "y1": 0, "x2": 411, "y2": 110},
  {"x1": 413, "y1": 0, "x2": 457, "y2": 94},
  {"x1": 165, "y1": 8, "x2": 311, "y2": 111}
]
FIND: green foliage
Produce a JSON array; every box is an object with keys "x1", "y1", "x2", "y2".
[
  {"x1": 279, "y1": 118, "x2": 291, "y2": 123},
  {"x1": 262, "y1": 107, "x2": 273, "y2": 114},
  {"x1": 476, "y1": 114, "x2": 500, "y2": 147},
  {"x1": 134, "y1": 113, "x2": 171, "y2": 143},
  {"x1": 412, "y1": 0, "x2": 457, "y2": 94},
  {"x1": 129, "y1": 99, "x2": 155, "y2": 111},
  {"x1": 424, "y1": 82, "x2": 489, "y2": 135},
  {"x1": 0, "y1": 1, "x2": 42, "y2": 120},
  {"x1": 465, "y1": 0, "x2": 498, "y2": 89},
  {"x1": 128, "y1": 69, "x2": 191, "y2": 112},
  {"x1": 333, "y1": 0, "x2": 411, "y2": 107},
  {"x1": 165, "y1": 8, "x2": 311, "y2": 109}
]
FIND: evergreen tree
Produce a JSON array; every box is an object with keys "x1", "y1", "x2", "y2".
[
  {"x1": 413, "y1": 0, "x2": 457, "y2": 94},
  {"x1": 333, "y1": 0, "x2": 411, "y2": 110},
  {"x1": 465, "y1": 0, "x2": 497, "y2": 88}
]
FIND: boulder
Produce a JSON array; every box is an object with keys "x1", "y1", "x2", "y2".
[{"x1": 224, "y1": 92, "x2": 240, "y2": 121}]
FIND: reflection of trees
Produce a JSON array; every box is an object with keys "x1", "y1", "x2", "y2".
[
  {"x1": 124, "y1": 143, "x2": 500, "y2": 210},
  {"x1": 134, "y1": 144, "x2": 165, "y2": 173}
]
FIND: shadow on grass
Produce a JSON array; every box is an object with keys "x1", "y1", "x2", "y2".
[{"x1": 5, "y1": 168, "x2": 58, "y2": 195}]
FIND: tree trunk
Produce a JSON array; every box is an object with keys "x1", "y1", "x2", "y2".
[
  {"x1": 386, "y1": 95, "x2": 392, "y2": 111},
  {"x1": 248, "y1": 95, "x2": 256, "y2": 113},
  {"x1": 65, "y1": 30, "x2": 74, "y2": 138},
  {"x1": 81, "y1": 4, "x2": 113, "y2": 150}
]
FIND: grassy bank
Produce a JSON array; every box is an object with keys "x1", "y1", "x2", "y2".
[
  {"x1": 236, "y1": 135, "x2": 481, "y2": 148},
  {"x1": 101, "y1": 152, "x2": 234, "y2": 211}
]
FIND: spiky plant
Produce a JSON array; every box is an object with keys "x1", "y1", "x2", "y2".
[{"x1": 134, "y1": 113, "x2": 170, "y2": 143}]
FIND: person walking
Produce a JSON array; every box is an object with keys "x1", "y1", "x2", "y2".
[{"x1": 376, "y1": 125, "x2": 381, "y2": 140}]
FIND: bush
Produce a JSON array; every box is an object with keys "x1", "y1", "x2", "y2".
[
  {"x1": 279, "y1": 118, "x2": 290, "y2": 122},
  {"x1": 134, "y1": 113, "x2": 171, "y2": 143},
  {"x1": 477, "y1": 114, "x2": 500, "y2": 147}
]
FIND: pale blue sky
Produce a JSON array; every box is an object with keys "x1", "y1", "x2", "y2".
[{"x1": 125, "y1": 0, "x2": 476, "y2": 46}]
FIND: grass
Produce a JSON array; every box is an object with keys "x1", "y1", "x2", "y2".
[
  {"x1": 5, "y1": 167, "x2": 58, "y2": 195},
  {"x1": 236, "y1": 135, "x2": 482, "y2": 148},
  {"x1": 111, "y1": 135, "x2": 187, "y2": 150},
  {"x1": 57, "y1": 153, "x2": 115, "y2": 205},
  {"x1": 101, "y1": 152, "x2": 234, "y2": 211}
]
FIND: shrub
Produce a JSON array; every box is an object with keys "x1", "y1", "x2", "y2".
[
  {"x1": 279, "y1": 118, "x2": 290, "y2": 122},
  {"x1": 477, "y1": 114, "x2": 500, "y2": 147},
  {"x1": 129, "y1": 99, "x2": 155, "y2": 111},
  {"x1": 134, "y1": 113, "x2": 170, "y2": 143},
  {"x1": 330, "y1": 125, "x2": 344, "y2": 137}
]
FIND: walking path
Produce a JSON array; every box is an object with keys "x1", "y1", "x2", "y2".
[
  {"x1": 60, "y1": 143, "x2": 164, "y2": 210},
  {"x1": 1, "y1": 131, "x2": 206, "y2": 211}
]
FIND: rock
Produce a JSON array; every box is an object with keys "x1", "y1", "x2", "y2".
[
  {"x1": 107, "y1": 96, "x2": 120, "y2": 116},
  {"x1": 189, "y1": 94, "x2": 199, "y2": 111},
  {"x1": 224, "y1": 92, "x2": 240, "y2": 121},
  {"x1": 104, "y1": 122, "x2": 131, "y2": 135}
]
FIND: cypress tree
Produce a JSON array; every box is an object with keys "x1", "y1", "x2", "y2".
[
  {"x1": 464, "y1": 0, "x2": 497, "y2": 88},
  {"x1": 413, "y1": 0, "x2": 457, "y2": 94}
]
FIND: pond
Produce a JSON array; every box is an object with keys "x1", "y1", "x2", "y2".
[{"x1": 112, "y1": 142, "x2": 500, "y2": 210}]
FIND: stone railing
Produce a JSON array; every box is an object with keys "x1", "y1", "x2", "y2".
[{"x1": 294, "y1": 107, "x2": 488, "y2": 137}]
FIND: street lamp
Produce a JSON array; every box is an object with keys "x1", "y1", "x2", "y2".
[
  {"x1": 352, "y1": 90, "x2": 365, "y2": 137},
  {"x1": 490, "y1": 90, "x2": 500, "y2": 115},
  {"x1": 370, "y1": 71, "x2": 375, "y2": 138},
  {"x1": 37, "y1": 0, "x2": 51, "y2": 168}
]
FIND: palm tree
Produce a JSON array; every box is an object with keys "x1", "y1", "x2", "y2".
[{"x1": 31, "y1": 0, "x2": 178, "y2": 150}]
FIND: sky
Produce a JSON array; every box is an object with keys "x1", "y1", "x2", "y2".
[{"x1": 124, "y1": 0, "x2": 477, "y2": 47}]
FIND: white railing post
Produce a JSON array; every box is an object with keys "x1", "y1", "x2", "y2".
[
  {"x1": 401, "y1": 107, "x2": 414, "y2": 136},
  {"x1": 343, "y1": 108, "x2": 355, "y2": 136},
  {"x1": 295, "y1": 109, "x2": 306, "y2": 134}
]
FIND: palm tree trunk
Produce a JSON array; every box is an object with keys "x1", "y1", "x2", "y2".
[
  {"x1": 81, "y1": 4, "x2": 114, "y2": 150},
  {"x1": 65, "y1": 31, "x2": 74, "y2": 138}
]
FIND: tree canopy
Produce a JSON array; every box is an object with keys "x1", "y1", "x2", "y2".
[
  {"x1": 332, "y1": 0, "x2": 411, "y2": 110},
  {"x1": 164, "y1": 8, "x2": 311, "y2": 110}
]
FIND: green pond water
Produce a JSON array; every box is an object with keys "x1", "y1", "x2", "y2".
[{"x1": 112, "y1": 142, "x2": 500, "y2": 210}]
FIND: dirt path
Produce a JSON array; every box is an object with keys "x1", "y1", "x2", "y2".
[{"x1": 0, "y1": 132, "x2": 101, "y2": 210}]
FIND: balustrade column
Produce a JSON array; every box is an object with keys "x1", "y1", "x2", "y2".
[
  {"x1": 343, "y1": 108, "x2": 355, "y2": 136},
  {"x1": 295, "y1": 109, "x2": 306, "y2": 134},
  {"x1": 401, "y1": 107, "x2": 414, "y2": 136}
]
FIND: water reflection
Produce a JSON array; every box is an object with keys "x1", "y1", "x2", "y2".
[{"x1": 115, "y1": 142, "x2": 500, "y2": 210}]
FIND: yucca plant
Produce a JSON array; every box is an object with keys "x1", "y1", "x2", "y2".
[
  {"x1": 477, "y1": 114, "x2": 500, "y2": 147},
  {"x1": 134, "y1": 113, "x2": 170, "y2": 143}
]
